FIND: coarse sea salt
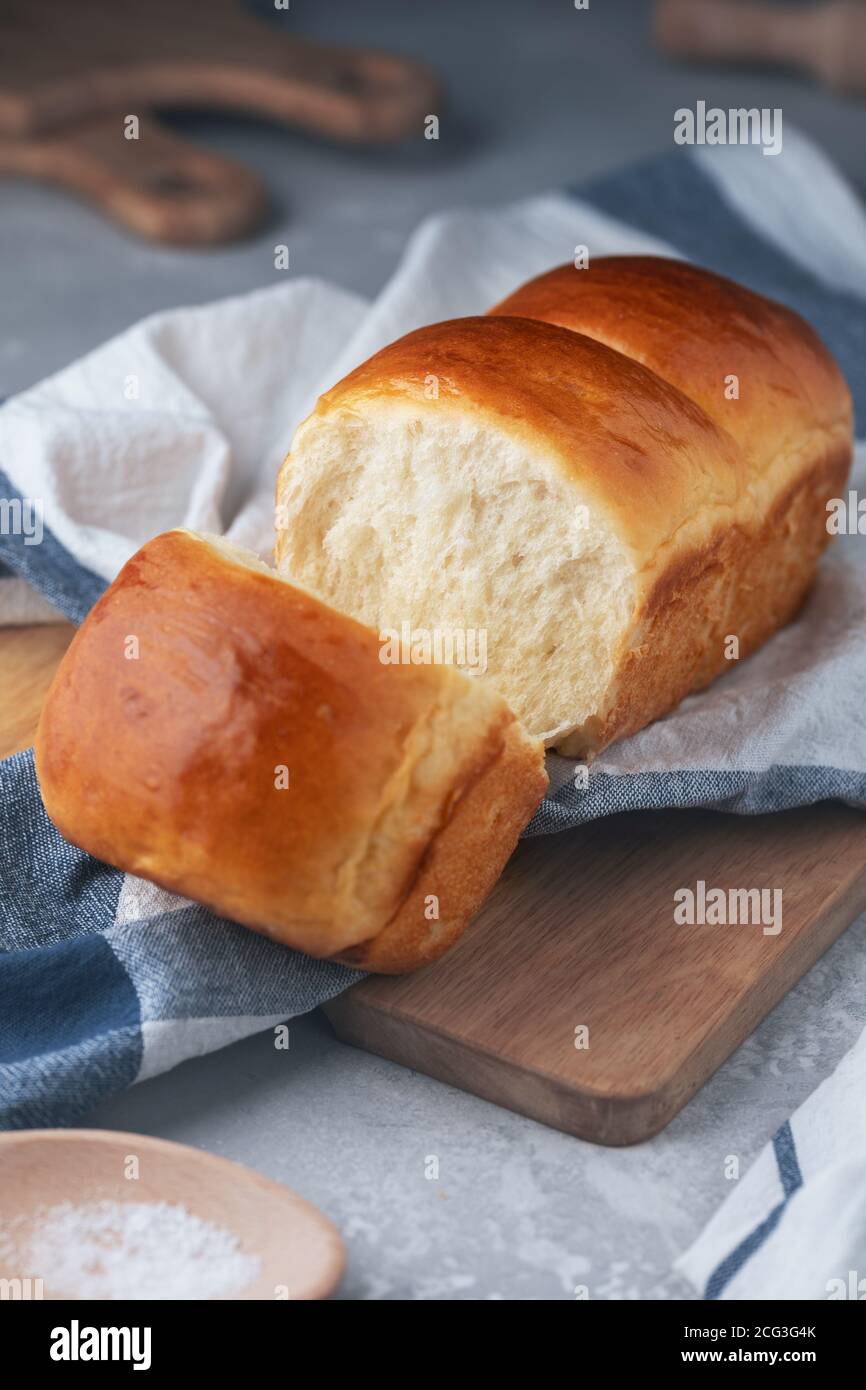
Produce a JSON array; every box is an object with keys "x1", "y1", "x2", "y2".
[{"x1": 23, "y1": 1199, "x2": 261, "y2": 1300}]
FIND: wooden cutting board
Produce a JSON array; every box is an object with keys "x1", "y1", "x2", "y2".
[
  {"x1": 326, "y1": 800, "x2": 866, "y2": 1144},
  {"x1": 6, "y1": 623, "x2": 866, "y2": 1145},
  {"x1": 0, "y1": 0, "x2": 438, "y2": 243},
  {"x1": 0, "y1": 624, "x2": 76, "y2": 758}
]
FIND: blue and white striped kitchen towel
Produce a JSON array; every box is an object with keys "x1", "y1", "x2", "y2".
[
  {"x1": 2, "y1": 118, "x2": 866, "y2": 1222},
  {"x1": 678, "y1": 1021, "x2": 866, "y2": 1300}
]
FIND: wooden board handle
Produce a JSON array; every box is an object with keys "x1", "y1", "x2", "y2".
[
  {"x1": 654, "y1": 0, "x2": 866, "y2": 94},
  {"x1": 0, "y1": 113, "x2": 269, "y2": 245},
  {"x1": 0, "y1": 1, "x2": 440, "y2": 142}
]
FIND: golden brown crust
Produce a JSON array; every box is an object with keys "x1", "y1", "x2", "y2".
[
  {"x1": 488, "y1": 256, "x2": 853, "y2": 460},
  {"x1": 485, "y1": 256, "x2": 854, "y2": 755},
  {"x1": 35, "y1": 530, "x2": 547, "y2": 968},
  {"x1": 304, "y1": 312, "x2": 749, "y2": 573},
  {"x1": 334, "y1": 718, "x2": 548, "y2": 973},
  {"x1": 556, "y1": 436, "x2": 851, "y2": 758}
]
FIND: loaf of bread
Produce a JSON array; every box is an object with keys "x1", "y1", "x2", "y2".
[
  {"x1": 275, "y1": 255, "x2": 853, "y2": 758},
  {"x1": 35, "y1": 530, "x2": 547, "y2": 972}
]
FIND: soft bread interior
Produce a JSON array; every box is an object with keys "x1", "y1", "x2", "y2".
[{"x1": 276, "y1": 405, "x2": 635, "y2": 746}]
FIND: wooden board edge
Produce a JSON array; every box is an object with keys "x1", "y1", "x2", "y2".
[
  {"x1": 324, "y1": 838, "x2": 866, "y2": 1146},
  {"x1": 324, "y1": 992, "x2": 674, "y2": 1146}
]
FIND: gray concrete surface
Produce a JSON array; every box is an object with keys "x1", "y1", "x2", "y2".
[
  {"x1": 4, "y1": 0, "x2": 866, "y2": 397},
  {"x1": 84, "y1": 909, "x2": 866, "y2": 1301},
  {"x1": 5, "y1": 0, "x2": 866, "y2": 1299}
]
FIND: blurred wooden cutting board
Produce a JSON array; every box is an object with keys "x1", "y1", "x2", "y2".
[
  {"x1": 0, "y1": 624, "x2": 75, "y2": 758},
  {"x1": 0, "y1": 0, "x2": 438, "y2": 243},
  {"x1": 6, "y1": 621, "x2": 866, "y2": 1145}
]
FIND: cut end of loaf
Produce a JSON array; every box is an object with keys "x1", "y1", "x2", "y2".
[
  {"x1": 36, "y1": 528, "x2": 547, "y2": 972},
  {"x1": 276, "y1": 403, "x2": 635, "y2": 752}
]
